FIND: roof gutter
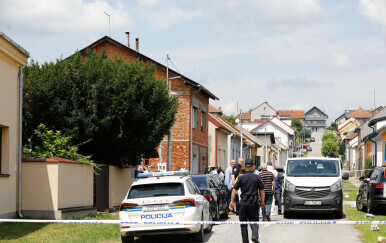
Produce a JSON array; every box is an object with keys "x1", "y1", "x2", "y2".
[
  {"x1": 18, "y1": 66, "x2": 24, "y2": 218},
  {"x1": 190, "y1": 85, "x2": 201, "y2": 172}
]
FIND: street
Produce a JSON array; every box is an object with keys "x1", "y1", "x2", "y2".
[
  {"x1": 133, "y1": 212, "x2": 360, "y2": 243},
  {"x1": 307, "y1": 131, "x2": 324, "y2": 157}
]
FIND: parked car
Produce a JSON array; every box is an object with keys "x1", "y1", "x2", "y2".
[
  {"x1": 356, "y1": 166, "x2": 386, "y2": 213},
  {"x1": 189, "y1": 174, "x2": 228, "y2": 220},
  {"x1": 310, "y1": 137, "x2": 315, "y2": 142},
  {"x1": 292, "y1": 150, "x2": 304, "y2": 157},
  {"x1": 119, "y1": 171, "x2": 212, "y2": 243},
  {"x1": 306, "y1": 145, "x2": 312, "y2": 151},
  {"x1": 282, "y1": 157, "x2": 349, "y2": 219}
]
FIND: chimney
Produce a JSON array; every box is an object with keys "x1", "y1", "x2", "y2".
[
  {"x1": 125, "y1": 32, "x2": 130, "y2": 48},
  {"x1": 135, "y1": 38, "x2": 139, "y2": 52}
]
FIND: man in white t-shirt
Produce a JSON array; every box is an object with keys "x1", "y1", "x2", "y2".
[{"x1": 267, "y1": 161, "x2": 277, "y2": 177}]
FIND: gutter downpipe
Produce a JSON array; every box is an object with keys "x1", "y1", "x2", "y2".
[
  {"x1": 18, "y1": 66, "x2": 24, "y2": 218},
  {"x1": 368, "y1": 124, "x2": 377, "y2": 166},
  {"x1": 190, "y1": 85, "x2": 201, "y2": 173}
]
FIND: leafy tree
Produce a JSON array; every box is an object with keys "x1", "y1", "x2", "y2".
[
  {"x1": 321, "y1": 139, "x2": 339, "y2": 157},
  {"x1": 299, "y1": 128, "x2": 311, "y2": 139},
  {"x1": 291, "y1": 118, "x2": 303, "y2": 133},
  {"x1": 222, "y1": 115, "x2": 237, "y2": 125},
  {"x1": 23, "y1": 50, "x2": 179, "y2": 167},
  {"x1": 23, "y1": 124, "x2": 98, "y2": 172},
  {"x1": 328, "y1": 122, "x2": 338, "y2": 131},
  {"x1": 322, "y1": 132, "x2": 338, "y2": 143}
]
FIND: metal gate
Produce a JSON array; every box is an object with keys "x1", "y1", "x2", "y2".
[{"x1": 94, "y1": 165, "x2": 109, "y2": 211}]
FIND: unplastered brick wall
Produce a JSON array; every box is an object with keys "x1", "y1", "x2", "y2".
[{"x1": 84, "y1": 39, "x2": 210, "y2": 172}]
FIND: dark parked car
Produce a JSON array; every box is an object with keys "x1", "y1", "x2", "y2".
[
  {"x1": 310, "y1": 137, "x2": 315, "y2": 142},
  {"x1": 356, "y1": 166, "x2": 386, "y2": 213},
  {"x1": 189, "y1": 174, "x2": 228, "y2": 220}
]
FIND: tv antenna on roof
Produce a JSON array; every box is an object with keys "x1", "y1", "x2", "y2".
[{"x1": 104, "y1": 12, "x2": 110, "y2": 36}]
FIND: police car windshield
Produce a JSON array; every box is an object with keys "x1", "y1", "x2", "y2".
[
  {"x1": 128, "y1": 183, "x2": 184, "y2": 199},
  {"x1": 287, "y1": 159, "x2": 339, "y2": 177}
]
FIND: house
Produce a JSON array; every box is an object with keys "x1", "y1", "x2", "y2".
[
  {"x1": 304, "y1": 106, "x2": 328, "y2": 132},
  {"x1": 336, "y1": 118, "x2": 361, "y2": 141},
  {"x1": 77, "y1": 34, "x2": 218, "y2": 174},
  {"x1": 335, "y1": 108, "x2": 373, "y2": 126},
  {"x1": 250, "y1": 118, "x2": 294, "y2": 165},
  {"x1": 208, "y1": 114, "x2": 232, "y2": 170},
  {"x1": 0, "y1": 32, "x2": 29, "y2": 218},
  {"x1": 236, "y1": 112, "x2": 252, "y2": 122},
  {"x1": 277, "y1": 110, "x2": 305, "y2": 123},
  {"x1": 208, "y1": 104, "x2": 223, "y2": 116},
  {"x1": 347, "y1": 107, "x2": 372, "y2": 124},
  {"x1": 343, "y1": 133, "x2": 359, "y2": 173},
  {"x1": 208, "y1": 114, "x2": 263, "y2": 169},
  {"x1": 250, "y1": 102, "x2": 278, "y2": 121}
]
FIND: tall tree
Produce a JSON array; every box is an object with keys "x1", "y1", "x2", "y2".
[
  {"x1": 23, "y1": 50, "x2": 179, "y2": 167},
  {"x1": 321, "y1": 139, "x2": 339, "y2": 158},
  {"x1": 322, "y1": 132, "x2": 338, "y2": 143}
]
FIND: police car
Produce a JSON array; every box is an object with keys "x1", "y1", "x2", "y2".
[{"x1": 119, "y1": 171, "x2": 212, "y2": 243}]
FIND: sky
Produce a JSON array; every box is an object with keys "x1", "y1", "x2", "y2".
[{"x1": 1, "y1": 0, "x2": 386, "y2": 123}]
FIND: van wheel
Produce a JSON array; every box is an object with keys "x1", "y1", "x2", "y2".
[
  {"x1": 121, "y1": 236, "x2": 134, "y2": 243},
  {"x1": 193, "y1": 215, "x2": 204, "y2": 242},
  {"x1": 283, "y1": 210, "x2": 292, "y2": 219}
]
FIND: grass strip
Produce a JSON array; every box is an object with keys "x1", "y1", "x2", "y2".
[
  {"x1": 343, "y1": 180, "x2": 359, "y2": 201},
  {"x1": 0, "y1": 213, "x2": 120, "y2": 243}
]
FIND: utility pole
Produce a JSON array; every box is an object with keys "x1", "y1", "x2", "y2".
[
  {"x1": 166, "y1": 54, "x2": 171, "y2": 171},
  {"x1": 104, "y1": 12, "x2": 110, "y2": 37}
]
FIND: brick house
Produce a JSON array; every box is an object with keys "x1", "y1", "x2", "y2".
[{"x1": 78, "y1": 35, "x2": 218, "y2": 174}]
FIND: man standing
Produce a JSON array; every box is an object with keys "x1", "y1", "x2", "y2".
[
  {"x1": 232, "y1": 157, "x2": 244, "y2": 215},
  {"x1": 273, "y1": 166, "x2": 282, "y2": 215},
  {"x1": 229, "y1": 159, "x2": 265, "y2": 243},
  {"x1": 225, "y1": 160, "x2": 236, "y2": 214},
  {"x1": 259, "y1": 163, "x2": 275, "y2": 221}
]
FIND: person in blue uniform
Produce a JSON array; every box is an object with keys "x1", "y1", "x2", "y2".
[{"x1": 229, "y1": 159, "x2": 265, "y2": 243}]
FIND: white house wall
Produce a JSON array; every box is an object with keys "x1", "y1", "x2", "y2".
[{"x1": 255, "y1": 123, "x2": 289, "y2": 149}]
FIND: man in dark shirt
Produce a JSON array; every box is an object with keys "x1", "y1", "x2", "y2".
[
  {"x1": 259, "y1": 163, "x2": 275, "y2": 221},
  {"x1": 229, "y1": 159, "x2": 265, "y2": 243},
  {"x1": 231, "y1": 157, "x2": 244, "y2": 215}
]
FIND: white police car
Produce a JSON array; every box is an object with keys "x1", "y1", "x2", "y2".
[{"x1": 119, "y1": 171, "x2": 212, "y2": 243}]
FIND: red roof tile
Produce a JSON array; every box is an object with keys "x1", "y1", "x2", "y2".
[
  {"x1": 348, "y1": 108, "x2": 372, "y2": 119},
  {"x1": 236, "y1": 112, "x2": 251, "y2": 120},
  {"x1": 209, "y1": 104, "x2": 220, "y2": 113},
  {"x1": 277, "y1": 110, "x2": 305, "y2": 119},
  {"x1": 344, "y1": 133, "x2": 358, "y2": 140}
]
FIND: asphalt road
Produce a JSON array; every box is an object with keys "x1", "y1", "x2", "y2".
[
  {"x1": 307, "y1": 131, "x2": 324, "y2": 157},
  {"x1": 132, "y1": 211, "x2": 361, "y2": 243}
]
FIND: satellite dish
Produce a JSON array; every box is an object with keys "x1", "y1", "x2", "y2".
[{"x1": 235, "y1": 118, "x2": 240, "y2": 123}]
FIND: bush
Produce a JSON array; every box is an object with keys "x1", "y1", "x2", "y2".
[
  {"x1": 364, "y1": 157, "x2": 372, "y2": 178},
  {"x1": 321, "y1": 139, "x2": 339, "y2": 157}
]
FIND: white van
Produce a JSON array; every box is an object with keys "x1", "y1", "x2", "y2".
[{"x1": 282, "y1": 157, "x2": 349, "y2": 219}]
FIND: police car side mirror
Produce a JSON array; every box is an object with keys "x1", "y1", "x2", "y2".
[
  {"x1": 277, "y1": 172, "x2": 284, "y2": 180},
  {"x1": 359, "y1": 176, "x2": 364, "y2": 181}
]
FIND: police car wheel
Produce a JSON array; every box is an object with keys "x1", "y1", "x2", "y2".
[
  {"x1": 121, "y1": 235, "x2": 134, "y2": 243},
  {"x1": 193, "y1": 215, "x2": 204, "y2": 242},
  {"x1": 204, "y1": 213, "x2": 213, "y2": 233}
]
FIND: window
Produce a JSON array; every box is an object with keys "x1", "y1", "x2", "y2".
[
  {"x1": 157, "y1": 163, "x2": 166, "y2": 172},
  {"x1": 128, "y1": 183, "x2": 185, "y2": 199},
  {"x1": 370, "y1": 169, "x2": 380, "y2": 181},
  {"x1": 201, "y1": 111, "x2": 206, "y2": 132},
  {"x1": 186, "y1": 179, "x2": 196, "y2": 194},
  {"x1": 192, "y1": 107, "x2": 198, "y2": 129}
]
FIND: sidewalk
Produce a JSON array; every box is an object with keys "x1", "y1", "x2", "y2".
[{"x1": 348, "y1": 176, "x2": 361, "y2": 188}]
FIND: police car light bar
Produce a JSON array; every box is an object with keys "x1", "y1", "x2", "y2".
[{"x1": 136, "y1": 170, "x2": 190, "y2": 178}]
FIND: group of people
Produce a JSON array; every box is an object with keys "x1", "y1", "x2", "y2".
[
  {"x1": 225, "y1": 158, "x2": 281, "y2": 243},
  {"x1": 204, "y1": 166, "x2": 225, "y2": 182}
]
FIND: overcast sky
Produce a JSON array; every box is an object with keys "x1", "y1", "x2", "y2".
[{"x1": 1, "y1": 0, "x2": 386, "y2": 122}]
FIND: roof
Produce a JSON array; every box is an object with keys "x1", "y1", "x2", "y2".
[
  {"x1": 344, "y1": 133, "x2": 358, "y2": 141},
  {"x1": 305, "y1": 106, "x2": 328, "y2": 118},
  {"x1": 252, "y1": 101, "x2": 277, "y2": 113},
  {"x1": 250, "y1": 119, "x2": 290, "y2": 134},
  {"x1": 236, "y1": 112, "x2": 251, "y2": 120},
  {"x1": 348, "y1": 108, "x2": 372, "y2": 119},
  {"x1": 208, "y1": 104, "x2": 221, "y2": 113},
  {"x1": 0, "y1": 31, "x2": 30, "y2": 57},
  {"x1": 277, "y1": 110, "x2": 305, "y2": 119},
  {"x1": 211, "y1": 114, "x2": 263, "y2": 146},
  {"x1": 208, "y1": 113, "x2": 232, "y2": 134},
  {"x1": 77, "y1": 36, "x2": 218, "y2": 100}
]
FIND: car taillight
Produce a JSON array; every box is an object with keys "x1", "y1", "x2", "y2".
[
  {"x1": 120, "y1": 203, "x2": 138, "y2": 211},
  {"x1": 374, "y1": 184, "x2": 384, "y2": 188},
  {"x1": 173, "y1": 199, "x2": 196, "y2": 207}
]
